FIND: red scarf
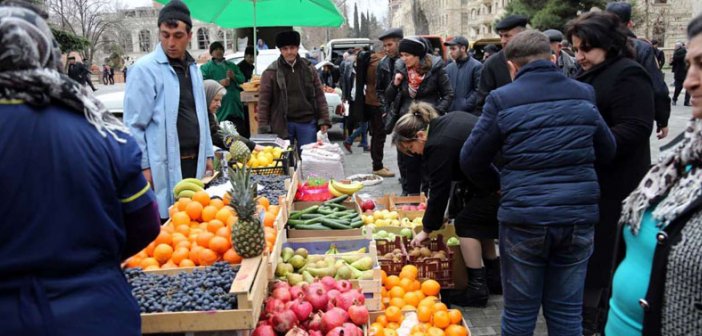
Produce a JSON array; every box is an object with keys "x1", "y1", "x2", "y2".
[{"x1": 407, "y1": 67, "x2": 424, "y2": 99}]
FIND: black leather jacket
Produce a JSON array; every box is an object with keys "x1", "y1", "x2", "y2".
[{"x1": 376, "y1": 55, "x2": 398, "y2": 117}]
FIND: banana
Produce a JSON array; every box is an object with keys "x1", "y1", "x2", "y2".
[
  {"x1": 173, "y1": 181, "x2": 204, "y2": 196},
  {"x1": 180, "y1": 178, "x2": 204, "y2": 188},
  {"x1": 331, "y1": 180, "x2": 363, "y2": 195},
  {"x1": 328, "y1": 182, "x2": 345, "y2": 197},
  {"x1": 177, "y1": 190, "x2": 196, "y2": 200}
]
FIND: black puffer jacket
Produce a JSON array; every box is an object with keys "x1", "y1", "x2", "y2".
[{"x1": 383, "y1": 55, "x2": 454, "y2": 133}]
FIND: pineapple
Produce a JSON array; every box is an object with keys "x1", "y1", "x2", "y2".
[
  {"x1": 229, "y1": 140, "x2": 251, "y2": 165},
  {"x1": 228, "y1": 166, "x2": 265, "y2": 258}
]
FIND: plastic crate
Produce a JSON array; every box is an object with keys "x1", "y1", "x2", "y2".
[
  {"x1": 230, "y1": 150, "x2": 292, "y2": 176},
  {"x1": 404, "y1": 234, "x2": 455, "y2": 288},
  {"x1": 376, "y1": 236, "x2": 408, "y2": 276}
]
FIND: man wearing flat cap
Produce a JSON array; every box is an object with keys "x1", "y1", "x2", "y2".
[
  {"x1": 124, "y1": 0, "x2": 214, "y2": 219},
  {"x1": 606, "y1": 1, "x2": 671, "y2": 140},
  {"x1": 444, "y1": 36, "x2": 483, "y2": 113},
  {"x1": 201, "y1": 41, "x2": 248, "y2": 137},
  {"x1": 257, "y1": 30, "x2": 330, "y2": 148},
  {"x1": 474, "y1": 15, "x2": 528, "y2": 114},
  {"x1": 543, "y1": 29, "x2": 578, "y2": 78}
]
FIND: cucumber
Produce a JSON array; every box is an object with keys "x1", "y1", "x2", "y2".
[
  {"x1": 349, "y1": 220, "x2": 364, "y2": 228},
  {"x1": 287, "y1": 219, "x2": 306, "y2": 227},
  {"x1": 300, "y1": 214, "x2": 324, "y2": 220},
  {"x1": 289, "y1": 210, "x2": 303, "y2": 220},
  {"x1": 317, "y1": 207, "x2": 336, "y2": 215},
  {"x1": 324, "y1": 195, "x2": 349, "y2": 204},
  {"x1": 318, "y1": 217, "x2": 352, "y2": 230},
  {"x1": 339, "y1": 213, "x2": 358, "y2": 220},
  {"x1": 295, "y1": 205, "x2": 320, "y2": 217},
  {"x1": 294, "y1": 223, "x2": 332, "y2": 230},
  {"x1": 326, "y1": 203, "x2": 349, "y2": 211}
]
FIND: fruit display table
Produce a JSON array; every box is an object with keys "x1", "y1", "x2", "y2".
[{"x1": 241, "y1": 91, "x2": 259, "y2": 135}]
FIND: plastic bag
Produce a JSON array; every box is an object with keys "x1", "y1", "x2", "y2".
[{"x1": 294, "y1": 181, "x2": 332, "y2": 202}]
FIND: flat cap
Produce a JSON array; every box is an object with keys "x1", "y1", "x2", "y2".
[
  {"x1": 606, "y1": 2, "x2": 632, "y2": 23},
  {"x1": 542, "y1": 29, "x2": 564, "y2": 43},
  {"x1": 379, "y1": 28, "x2": 403, "y2": 40},
  {"x1": 495, "y1": 15, "x2": 528, "y2": 31},
  {"x1": 444, "y1": 36, "x2": 469, "y2": 47},
  {"x1": 484, "y1": 44, "x2": 499, "y2": 53}
]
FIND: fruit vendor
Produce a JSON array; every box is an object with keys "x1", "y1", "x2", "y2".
[
  {"x1": 392, "y1": 102, "x2": 500, "y2": 308},
  {"x1": 124, "y1": 0, "x2": 214, "y2": 219},
  {"x1": 0, "y1": 2, "x2": 161, "y2": 334}
]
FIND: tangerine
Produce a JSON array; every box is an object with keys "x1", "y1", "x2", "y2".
[
  {"x1": 411, "y1": 280, "x2": 422, "y2": 291},
  {"x1": 447, "y1": 309, "x2": 462, "y2": 325},
  {"x1": 375, "y1": 315, "x2": 388, "y2": 327},
  {"x1": 192, "y1": 190, "x2": 211, "y2": 207},
  {"x1": 210, "y1": 198, "x2": 225, "y2": 210},
  {"x1": 189, "y1": 246, "x2": 203, "y2": 264},
  {"x1": 403, "y1": 291, "x2": 420, "y2": 307},
  {"x1": 432, "y1": 302, "x2": 448, "y2": 313},
  {"x1": 144, "y1": 264, "x2": 160, "y2": 271},
  {"x1": 381, "y1": 270, "x2": 388, "y2": 285},
  {"x1": 387, "y1": 322, "x2": 401, "y2": 330},
  {"x1": 263, "y1": 211, "x2": 276, "y2": 227},
  {"x1": 153, "y1": 244, "x2": 174, "y2": 264},
  {"x1": 209, "y1": 236, "x2": 231, "y2": 254},
  {"x1": 257, "y1": 197, "x2": 270, "y2": 210},
  {"x1": 179, "y1": 259, "x2": 195, "y2": 267},
  {"x1": 172, "y1": 211, "x2": 191, "y2": 226},
  {"x1": 389, "y1": 286, "x2": 406, "y2": 298},
  {"x1": 185, "y1": 201, "x2": 203, "y2": 221},
  {"x1": 198, "y1": 248, "x2": 218, "y2": 266},
  {"x1": 223, "y1": 249, "x2": 243, "y2": 264},
  {"x1": 139, "y1": 257, "x2": 159, "y2": 269},
  {"x1": 389, "y1": 297, "x2": 405, "y2": 308},
  {"x1": 399, "y1": 278, "x2": 414, "y2": 292},
  {"x1": 385, "y1": 275, "x2": 400, "y2": 290},
  {"x1": 421, "y1": 280, "x2": 441, "y2": 296},
  {"x1": 402, "y1": 305, "x2": 417, "y2": 311},
  {"x1": 369, "y1": 324, "x2": 385, "y2": 336},
  {"x1": 417, "y1": 305, "x2": 433, "y2": 323},
  {"x1": 126, "y1": 256, "x2": 142, "y2": 268},
  {"x1": 154, "y1": 231, "x2": 173, "y2": 246},
  {"x1": 216, "y1": 226, "x2": 230, "y2": 239},
  {"x1": 216, "y1": 207, "x2": 234, "y2": 223},
  {"x1": 145, "y1": 242, "x2": 156, "y2": 256},
  {"x1": 427, "y1": 327, "x2": 445, "y2": 336},
  {"x1": 385, "y1": 330, "x2": 398, "y2": 336},
  {"x1": 385, "y1": 306, "x2": 402, "y2": 322},
  {"x1": 201, "y1": 205, "x2": 218, "y2": 222},
  {"x1": 207, "y1": 219, "x2": 225, "y2": 234},
  {"x1": 432, "y1": 311, "x2": 450, "y2": 329},
  {"x1": 176, "y1": 198, "x2": 191, "y2": 211},
  {"x1": 268, "y1": 205, "x2": 280, "y2": 216},
  {"x1": 171, "y1": 247, "x2": 189, "y2": 264},
  {"x1": 400, "y1": 265, "x2": 418, "y2": 280},
  {"x1": 175, "y1": 224, "x2": 190, "y2": 236},
  {"x1": 161, "y1": 261, "x2": 177, "y2": 269},
  {"x1": 196, "y1": 232, "x2": 215, "y2": 247},
  {"x1": 444, "y1": 325, "x2": 468, "y2": 336}
]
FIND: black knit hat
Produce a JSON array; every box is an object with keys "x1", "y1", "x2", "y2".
[
  {"x1": 606, "y1": 2, "x2": 632, "y2": 23},
  {"x1": 158, "y1": 0, "x2": 192, "y2": 28},
  {"x1": 399, "y1": 38, "x2": 426, "y2": 57},
  {"x1": 209, "y1": 41, "x2": 224, "y2": 54},
  {"x1": 275, "y1": 31, "x2": 300, "y2": 48}
]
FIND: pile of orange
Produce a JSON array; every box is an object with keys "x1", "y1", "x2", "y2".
[
  {"x1": 124, "y1": 190, "x2": 278, "y2": 271},
  {"x1": 370, "y1": 266, "x2": 470, "y2": 336}
]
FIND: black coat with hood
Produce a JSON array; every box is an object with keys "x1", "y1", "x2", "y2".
[{"x1": 383, "y1": 55, "x2": 454, "y2": 133}]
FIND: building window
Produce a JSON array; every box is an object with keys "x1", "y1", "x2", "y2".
[
  {"x1": 139, "y1": 29, "x2": 151, "y2": 52},
  {"x1": 462, "y1": 0, "x2": 468, "y2": 6},
  {"x1": 121, "y1": 31, "x2": 133, "y2": 53},
  {"x1": 471, "y1": 9, "x2": 476, "y2": 19},
  {"x1": 197, "y1": 27, "x2": 210, "y2": 50},
  {"x1": 487, "y1": 5, "x2": 492, "y2": 14}
]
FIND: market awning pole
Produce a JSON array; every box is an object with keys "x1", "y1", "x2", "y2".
[{"x1": 252, "y1": 0, "x2": 257, "y2": 77}]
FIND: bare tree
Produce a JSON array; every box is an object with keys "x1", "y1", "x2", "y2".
[{"x1": 47, "y1": 0, "x2": 121, "y2": 65}]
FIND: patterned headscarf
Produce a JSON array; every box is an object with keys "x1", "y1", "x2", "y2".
[
  {"x1": 620, "y1": 118, "x2": 702, "y2": 234},
  {"x1": 0, "y1": 5, "x2": 128, "y2": 141}
]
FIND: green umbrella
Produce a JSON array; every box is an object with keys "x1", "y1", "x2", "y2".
[{"x1": 155, "y1": 0, "x2": 344, "y2": 73}]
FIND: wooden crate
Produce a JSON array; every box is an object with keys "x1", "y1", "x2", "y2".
[
  {"x1": 367, "y1": 311, "x2": 472, "y2": 336},
  {"x1": 141, "y1": 256, "x2": 267, "y2": 334},
  {"x1": 390, "y1": 193, "x2": 427, "y2": 220},
  {"x1": 286, "y1": 199, "x2": 367, "y2": 239}
]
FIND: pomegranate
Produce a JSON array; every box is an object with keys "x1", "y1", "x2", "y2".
[
  {"x1": 321, "y1": 307, "x2": 348, "y2": 333},
  {"x1": 321, "y1": 276, "x2": 337, "y2": 291},
  {"x1": 334, "y1": 290, "x2": 356, "y2": 311},
  {"x1": 326, "y1": 289, "x2": 341, "y2": 303},
  {"x1": 306, "y1": 287, "x2": 329, "y2": 312},
  {"x1": 290, "y1": 297, "x2": 313, "y2": 321},
  {"x1": 335, "y1": 280, "x2": 352, "y2": 293},
  {"x1": 325, "y1": 326, "x2": 345, "y2": 336},
  {"x1": 342, "y1": 323, "x2": 363, "y2": 336},
  {"x1": 289, "y1": 285, "x2": 305, "y2": 299},
  {"x1": 252, "y1": 324, "x2": 276, "y2": 336},
  {"x1": 307, "y1": 312, "x2": 323, "y2": 331},
  {"x1": 271, "y1": 310, "x2": 299, "y2": 333},
  {"x1": 347, "y1": 301, "x2": 369, "y2": 325},
  {"x1": 285, "y1": 326, "x2": 310, "y2": 336},
  {"x1": 273, "y1": 286, "x2": 293, "y2": 303},
  {"x1": 310, "y1": 330, "x2": 323, "y2": 336},
  {"x1": 306, "y1": 281, "x2": 326, "y2": 296},
  {"x1": 264, "y1": 298, "x2": 285, "y2": 316},
  {"x1": 273, "y1": 281, "x2": 291, "y2": 291},
  {"x1": 351, "y1": 288, "x2": 365, "y2": 305}
]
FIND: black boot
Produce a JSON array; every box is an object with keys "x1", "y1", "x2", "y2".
[
  {"x1": 448, "y1": 267, "x2": 489, "y2": 307},
  {"x1": 484, "y1": 257, "x2": 502, "y2": 295}
]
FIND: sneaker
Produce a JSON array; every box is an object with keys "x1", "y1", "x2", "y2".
[
  {"x1": 373, "y1": 167, "x2": 395, "y2": 177},
  {"x1": 362, "y1": 146, "x2": 370, "y2": 152},
  {"x1": 343, "y1": 142, "x2": 353, "y2": 153}
]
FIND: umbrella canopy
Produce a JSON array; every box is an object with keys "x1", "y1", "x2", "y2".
[{"x1": 154, "y1": 0, "x2": 344, "y2": 29}]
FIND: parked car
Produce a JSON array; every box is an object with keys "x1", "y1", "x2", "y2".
[{"x1": 95, "y1": 91, "x2": 123, "y2": 120}]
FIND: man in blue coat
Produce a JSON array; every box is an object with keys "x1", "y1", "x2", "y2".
[
  {"x1": 124, "y1": 0, "x2": 214, "y2": 219},
  {"x1": 460, "y1": 30, "x2": 616, "y2": 336},
  {"x1": 444, "y1": 36, "x2": 483, "y2": 113}
]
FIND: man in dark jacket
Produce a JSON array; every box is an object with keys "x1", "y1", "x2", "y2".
[
  {"x1": 237, "y1": 46, "x2": 255, "y2": 82},
  {"x1": 460, "y1": 30, "x2": 616, "y2": 336},
  {"x1": 374, "y1": 28, "x2": 404, "y2": 178},
  {"x1": 67, "y1": 56, "x2": 97, "y2": 91},
  {"x1": 444, "y1": 36, "x2": 483, "y2": 113},
  {"x1": 474, "y1": 15, "x2": 528, "y2": 115},
  {"x1": 606, "y1": 2, "x2": 671, "y2": 139},
  {"x1": 671, "y1": 42, "x2": 691, "y2": 106},
  {"x1": 543, "y1": 29, "x2": 578, "y2": 78},
  {"x1": 652, "y1": 39, "x2": 665, "y2": 69},
  {"x1": 257, "y1": 31, "x2": 330, "y2": 147}
]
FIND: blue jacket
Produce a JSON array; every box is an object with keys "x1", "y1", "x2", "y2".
[
  {"x1": 460, "y1": 60, "x2": 616, "y2": 226},
  {"x1": 445, "y1": 55, "x2": 482, "y2": 112},
  {"x1": 124, "y1": 44, "x2": 214, "y2": 218}
]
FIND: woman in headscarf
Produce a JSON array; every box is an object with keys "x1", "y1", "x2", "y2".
[
  {"x1": 606, "y1": 14, "x2": 702, "y2": 336},
  {"x1": 204, "y1": 79, "x2": 259, "y2": 152},
  {"x1": 0, "y1": 2, "x2": 160, "y2": 334}
]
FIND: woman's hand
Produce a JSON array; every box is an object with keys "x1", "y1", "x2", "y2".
[
  {"x1": 411, "y1": 231, "x2": 429, "y2": 247},
  {"x1": 254, "y1": 145, "x2": 265, "y2": 151},
  {"x1": 393, "y1": 73, "x2": 403, "y2": 87}
]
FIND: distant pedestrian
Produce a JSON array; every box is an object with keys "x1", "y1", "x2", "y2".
[
  {"x1": 461, "y1": 30, "x2": 616, "y2": 336},
  {"x1": 561, "y1": 40, "x2": 575, "y2": 57},
  {"x1": 67, "y1": 56, "x2": 96, "y2": 91},
  {"x1": 122, "y1": 65, "x2": 127, "y2": 82},
  {"x1": 543, "y1": 29, "x2": 578, "y2": 78},
  {"x1": 651, "y1": 39, "x2": 665, "y2": 69},
  {"x1": 671, "y1": 42, "x2": 691, "y2": 106},
  {"x1": 443, "y1": 36, "x2": 483, "y2": 113},
  {"x1": 102, "y1": 64, "x2": 109, "y2": 85},
  {"x1": 257, "y1": 38, "x2": 269, "y2": 50},
  {"x1": 238, "y1": 46, "x2": 255, "y2": 82},
  {"x1": 108, "y1": 65, "x2": 115, "y2": 85}
]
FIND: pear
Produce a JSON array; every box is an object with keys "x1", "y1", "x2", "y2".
[
  {"x1": 281, "y1": 247, "x2": 295, "y2": 263},
  {"x1": 350, "y1": 256, "x2": 373, "y2": 271}
]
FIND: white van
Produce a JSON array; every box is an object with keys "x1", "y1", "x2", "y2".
[{"x1": 322, "y1": 38, "x2": 373, "y2": 64}]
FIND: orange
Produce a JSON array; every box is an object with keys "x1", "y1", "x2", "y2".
[
  {"x1": 172, "y1": 211, "x2": 191, "y2": 226},
  {"x1": 175, "y1": 224, "x2": 191, "y2": 236},
  {"x1": 210, "y1": 198, "x2": 225, "y2": 210},
  {"x1": 171, "y1": 247, "x2": 190, "y2": 265},
  {"x1": 154, "y1": 231, "x2": 173, "y2": 246},
  {"x1": 136, "y1": 250, "x2": 148, "y2": 259},
  {"x1": 447, "y1": 309, "x2": 462, "y2": 325},
  {"x1": 215, "y1": 226, "x2": 230, "y2": 239},
  {"x1": 263, "y1": 211, "x2": 276, "y2": 228},
  {"x1": 421, "y1": 280, "x2": 441, "y2": 297},
  {"x1": 161, "y1": 261, "x2": 177, "y2": 269},
  {"x1": 190, "y1": 221, "x2": 200, "y2": 228},
  {"x1": 411, "y1": 280, "x2": 422, "y2": 291},
  {"x1": 403, "y1": 291, "x2": 420, "y2": 307},
  {"x1": 389, "y1": 286, "x2": 406, "y2": 299},
  {"x1": 400, "y1": 278, "x2": 414, "y2": 292},
  {"x1": 385, "y1": 275, "x2": 400, "y2": 290},
  {"x1": 161, "y1": 225, "x2": 174, "y2": 234},
  {"x1": 417, "y1": 305, "x2": 433, "y2": 323},
  {"x1": 444, "y1": 325, "x2": 468, "y2": 336},
  {"x1": 185, "y1": 201, "x2": 203, "y2": 221},
  {"x1": 389, "y1": 297, "x2": 405, "y2": 308},
  {"x1": 414, "y1": 290, "x2": 426, "y2": 301},
  {"x1": 207, "y1": 219, "x2": 225, "y2": 234},
  {"x1": 433, "y1": 302, "x2": 448, "y2": 313},
  {"x1": 385, "y1": 306, "x2": 402, "y2": 323},
  {"x1": 226, "y1": 215, "x2": 237, "y2": 227},
  {"x1": 153, "y1": 244, "x2": 174, "y2": 264},
  {"x1": 144, "y1": 264, "x2": 160, "y2": 271},
  {"x1": 257, "y1": 197, "x2": 270, "y2": 210},
  {"x1": 432, "y1": 311, "x2": 450, "y2": 329},
  {"x1": 369, "y1": 323, "x2": 385, "y2": 336},
  {"x1": 381, "y1": 270, "x2": 388, "y2": 285},
  {"x1": 189, "y1": 246, "x2": 203, "y2": 265},
  {"x1": 268, "y1": 205, "x2": 280, "y2": 216},
  {"x1": 192, "y1": 190, "x2": 211, "y2": 207},
  {"x1": 384, "y1": 330, "x2": 398, "y2": 336},
  {"x1": 411, "y1": 323, "x2": 430, "y2": 334},
  {"x1": 196, "y1": 232, "x2": 215, "y2": 248},
  {"x1": 179, "y1": 259, "x2": 195, "y2": 267},
  {"x1": 400, "y1": 265, "x2": 418, "y2": 280},
  {"x1": 145, "y1": 242, "x2": 156, "y2": 257},
  {"x1": 201, "y1": 205, "x2": 218, "y2": 222},
  {"x1": 223, "y1": 192, "x2": 232, "y2": 205},
  {"x1": 223, "y1": 249, "x2": 243, "y2": 264},
  {"x1": 216, "y1": 207, "x2": 234, "y2": 223},
  {"x1": 176, "y1": 240, "x2": 192, "y2": 249},
  {"x1": 427, "y1": 327, "x2": 445, "y2": 336},
  {"x1": 264, "y1": 227, "x2": 277, "y2": 243},
  {"x1": 209, "y1": 236, "x2": 231, "y2": 254},
  {"x1": 139, "y1": 257, "x2": 159, "y2": 269},
  {"x1": 411, "y1": 333, "x2": 427, "y2": 336},
  {"x1": 168, "y1": 205, "x2": 177, "y2": 219},
  {"x1": 387, "y1": 322, "x2": 401, "y2": 330},
  {"x1": 126, "y1": 256, "x2": 142, "y2": 268},
  {"x1": 198, "y1": 248, "x2": 218, "y2": 266},
  {"x1": 176, "y1": 198, "x2": 191, "y2": 211},
  {"x1": 402, "y1": 305, "x2": 417, "y2": 311},
  {"x1": 375, "y1": 315, "x2": 388, "y2": 327}
]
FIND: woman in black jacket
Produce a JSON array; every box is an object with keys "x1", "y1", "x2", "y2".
[
  {"x1": 385, "y1": 37, "x2": 454, "y2": 195},
  {"x1": 392, "y1": 102, "x2": 499, "y2": 307},
  {"x1": 566, "y1": 12, "x2": 655, "y2": 335}
]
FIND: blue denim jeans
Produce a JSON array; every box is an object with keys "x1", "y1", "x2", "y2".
[
  {"x1": 287, "y1": 120, "x2": 318, "y2": 148},
  {"x1": 500, "y1": 223, "x2": 594, "y2": 336},
  {"x1": 344, "y1": 121, "x2": 368, "y2": 147}
]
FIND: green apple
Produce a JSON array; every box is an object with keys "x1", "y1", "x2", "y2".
[
  {"x1": 447, "y1": 236, "x2": 460, "y2": 246},
  {"x1": 400, "y1": 228, "x2": 413, "y2": 239}
]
